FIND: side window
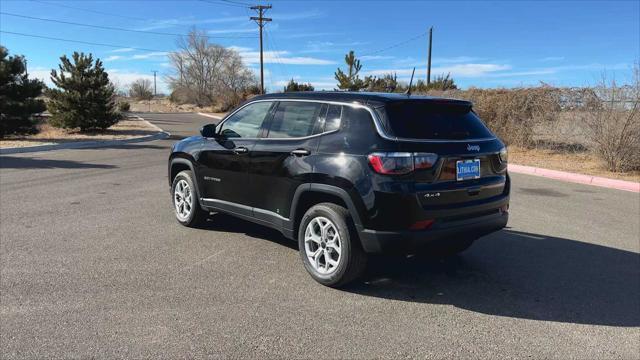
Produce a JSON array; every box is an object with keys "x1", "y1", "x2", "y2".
[
  {"x1": 267, "y1": 101, "x2": 324, "y2": 138},
  {"x1": 324, "y1": 105, "x2": 343, "y2": 132},
  {"x1": 219, "y1": 101, "x2": 272, "y2": 138}
]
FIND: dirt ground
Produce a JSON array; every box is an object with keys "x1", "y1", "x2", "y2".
[
  {"x1": 0, "y1": 118, "x2": 160, "y2": 148},
  {"x1": 509, "y1": 146, "x2": 640, "y2": 182}
]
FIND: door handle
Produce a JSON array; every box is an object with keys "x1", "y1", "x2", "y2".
[
  {"x1": 234, "y1": 146, "x2": 249, "y2": 154},
  {"x1": 290, "y1": 149, "x2": 310, "y2": 157}
]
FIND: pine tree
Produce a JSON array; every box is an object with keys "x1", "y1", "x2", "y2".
[
  {"x1": 47, "y1": 52, "x2": 120, "y2": 131},
  {"x1": 334, "y1": 51, "x2": 367, "y2": 91},
  {"x1": 283, "y1": 79, "x2": 315, "y2": 92},
  {"x1": 0, "y1": 46, "x2": 46, "y2": 137}
]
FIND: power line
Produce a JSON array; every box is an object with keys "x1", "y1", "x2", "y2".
[
  {"x1": 199, "y1": 0, "x2": 249, "y2": 8},
  {"x1": 0, "y1": 31, "x2": 171, "y2": 53},
  {"x1": 0, "y1": 12, "x2": 257, "y2": 39},
  {"x1": 31, "y1": 0, "x2": 147, "y2": 21},
  {"x1": 360, "y1": 31, "x2": 429, "y2": 57},
  {"x1": 219, "y1": 0, "x2": 253, "y2": 6}
]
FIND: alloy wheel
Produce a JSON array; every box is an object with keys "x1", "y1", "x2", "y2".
[
  {"x1": 174, "y1": 179, "x2": 193, "y2": 221},
  {"x1": 304, "y1": 216, "x2": 342, "y2": 275}
]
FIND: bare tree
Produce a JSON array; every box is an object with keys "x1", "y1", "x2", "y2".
[
  {"x1": 217, "y1": 50, "x2": 258, "y2": 108},
  {"x1": 167, "y1": 29, "x2": 257, "y2": 108},
  {"x1": 581, "y1": 64, "x2": 640, "y2": 172},
  {"x1": 129, "y1": 78, "x2": 153, "y2": 100}
]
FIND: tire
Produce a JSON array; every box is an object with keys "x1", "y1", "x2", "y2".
[
  {"x1": 298, "y1": 203, "x2": 367, "y2": 287},
  {"x1": 171, "y1": 170, "x2": 207, "y2": 227}
]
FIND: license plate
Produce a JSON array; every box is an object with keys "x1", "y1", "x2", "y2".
[{"x1": 456, "y1": 159, "x2": 481, "y2": 181}]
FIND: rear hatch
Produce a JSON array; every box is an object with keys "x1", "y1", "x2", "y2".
[{"x1": 374, "y1": 99, "x2": 508, "y2": 207}]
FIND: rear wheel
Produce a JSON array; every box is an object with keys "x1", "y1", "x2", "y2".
[
  {"x1": 298, "y1": 203, "x2": 367, "y2": 287},
  {"x1": 172, "y1": 170, "x2": 207, "y2": 227}
]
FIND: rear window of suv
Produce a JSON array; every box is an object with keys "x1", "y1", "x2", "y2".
[{"x1": 377, "y1": 101, "x2": 494, "y2": 140}]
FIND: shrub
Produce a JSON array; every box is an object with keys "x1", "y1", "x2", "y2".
[
  {"x1": 129, "y1": 78, "x2": 153, "y2": 100},
  {"x1": 118, "y1": 101, "x2": 130, "y2": 112},
  {"x1": 579, "y1": 69, "x2": 640, "y2": 172},
  {"x1": 284, "y1": 79, "x2": 315, "y2": 92},
  {"x1": 47, "y1": 52, "x2": 120, "y2": 131},
  {"x1": 366, "y1": 73, "x2": 399, "y2": 92},
  {"x1": 0, "y1": 46, "x2": 46, "y2": 137}
]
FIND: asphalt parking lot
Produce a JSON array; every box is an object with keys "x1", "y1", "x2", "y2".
[{"x1": 1, "y1": 113, "x2": 639, "y2": 358}]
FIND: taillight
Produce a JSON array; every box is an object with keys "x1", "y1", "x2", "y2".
[
  {"x1": 409, "y1": 219, "x2": 435, "y2": 230},
  {"x1": 367, "y1": 152, "x2": 438, "y2": 175}
]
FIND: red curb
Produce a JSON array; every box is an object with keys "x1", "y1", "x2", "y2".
[{"x1": 508, "y1": 164, "x2": 640, "y2": 193}]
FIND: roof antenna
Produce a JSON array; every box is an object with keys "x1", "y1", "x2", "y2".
[{"x1": 405, "y1": 67, "x2": 416, "y2": 96}]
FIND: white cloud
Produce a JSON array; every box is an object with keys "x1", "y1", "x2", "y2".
[
  {"x1": 234, "y1": 48, "x2": 335, "y2": 65},
  {"x1": 360, "y1": 55, "x2": 395, "y2": 61},
  {"x1": 273, "y1": 10, "x2": 325, "y2": 21},
  {"x1": 135, "y1": 16, "x2": 247, "y2": 31},
  {"x1": 433, "y1": 56, "x2": 483, "y2": 64},
  {"x1": 28, "y1": 67, "x2": 53, "y2": 87},
  {"x1": 131, "y1": 52, "x2": 168, "y2": 60},
  {"x1": 279, "y1": 32, "x2": 338, "y2": 39},
  {"x1": 104, "y1": 55, "x2": 123, "y2": 62},
  {"x1": 540, "y1": 56, "x2": 565, "y2": 62},
  {"x1": 109, "y1": 48, "x2": 136, "y2": 53},
  {"x1": 301, "y1": 40, "x2": 367, "y2": 54},
  {"x1": 208, "y1": 27, "x2": 257, "y2": 35},
  {"x1": 366, "y1": 63, "x2": 512, "y2": 78},
  {"x1": 136, "y1": 10, "x2": 321, "y2": 32}
]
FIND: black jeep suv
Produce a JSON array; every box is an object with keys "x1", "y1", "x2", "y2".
[{"x1": 168, "y1": 92, "x2": 509, "y2": 286}]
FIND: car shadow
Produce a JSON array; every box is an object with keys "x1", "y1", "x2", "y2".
[
  {"x1": 0, "y1": 156, "x2": 118, "y2": 169},
  {"x1": 196, "y1": 212, "x2": 297, "y2": 251},
  {"x1": 348, "y1": 229, "x2": 640, "y2": 327},
  {"x1": 193, "y1": 213, "x2": 639, "y2": 327}
]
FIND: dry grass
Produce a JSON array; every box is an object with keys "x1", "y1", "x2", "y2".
[
  {"x1": 0, "y1": 118, "x2": 159, "y2": 148},
  {"x1": 509, "y1": 146, "x2": 640, "y2": 182},
  {"x1": 127, "y1": 97, "x2": 215, "y2": 113}
]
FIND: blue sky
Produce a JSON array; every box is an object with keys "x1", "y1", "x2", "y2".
[{"x1": 1, "y1": 0, "x2": 638, "y2": 93}]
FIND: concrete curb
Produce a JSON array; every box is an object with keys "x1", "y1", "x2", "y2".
[
  {"x1": 0, "y1": 116, "x2": 169, "y2": 155},
  {"x1": 509, "y1": 164, "x2": 640, "y2": 193},
  {"x1": 197, "y1": 112, "x2": 223, "y2": 120}
]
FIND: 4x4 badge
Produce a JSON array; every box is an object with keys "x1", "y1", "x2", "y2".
[{"x1": 467, "y1": 144, "x2": 480, "y2": 152}]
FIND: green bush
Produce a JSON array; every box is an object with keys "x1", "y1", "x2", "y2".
[
  {"x1": 284, "y1": 79, "x2": 314, "y2": 92},
  {"x1": 0, "y1": 46, "x2": 46, "y2": 137},
  {"x1": 47, "y1": 52, "x2": 120, "y2": 131},
  {"x1": 118, "y1": 101, "x2": 130, "y2": 112}
]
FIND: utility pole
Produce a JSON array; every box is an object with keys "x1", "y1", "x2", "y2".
[
  {"x1": 250, "y1": 4, "x2": 272, "y2": 94},
  {"x1": 427, "y1": 27, "x2": 433, "y2": 85},
  {"x1": 151, "y1": 70, "x2": 158, "y2": 97}
]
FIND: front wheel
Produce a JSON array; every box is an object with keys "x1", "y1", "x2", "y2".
[
  {"x1": 171, "y1": 170, "x2": 207, "y2": 227},
  {"x1": 298, "y1": 203, "x2": 367, "y2": 287}
]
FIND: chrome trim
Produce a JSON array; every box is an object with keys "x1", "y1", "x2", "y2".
[
  {"x1": 200, "y1": 198, "x2": 289, "y2": 221},
  {"x1": 219, "y1": 98, "x2": 497, "y2": 144},
  {"x1": 255, "y1": 129, "x2": 339, "y2": 141},
  {"x1": 253, "y1": 206, "x2": 289, "y2": 221}
]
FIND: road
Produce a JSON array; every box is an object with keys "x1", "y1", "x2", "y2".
[{"x1": 1, "y1": 112, "x2": 639, "y2": 359}]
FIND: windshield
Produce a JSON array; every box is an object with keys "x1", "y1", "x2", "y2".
[{"x1": 378, "y1": 101, "x2": 494, "y2": 140}]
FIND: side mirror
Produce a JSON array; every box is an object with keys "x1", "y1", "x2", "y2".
[{"x1": 200, "y1": 124, "x2": 218, "y2": 138}]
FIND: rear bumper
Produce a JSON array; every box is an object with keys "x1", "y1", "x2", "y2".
[{"x1": 358, "y1": 211, "x2": 508, "y2": 254}]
